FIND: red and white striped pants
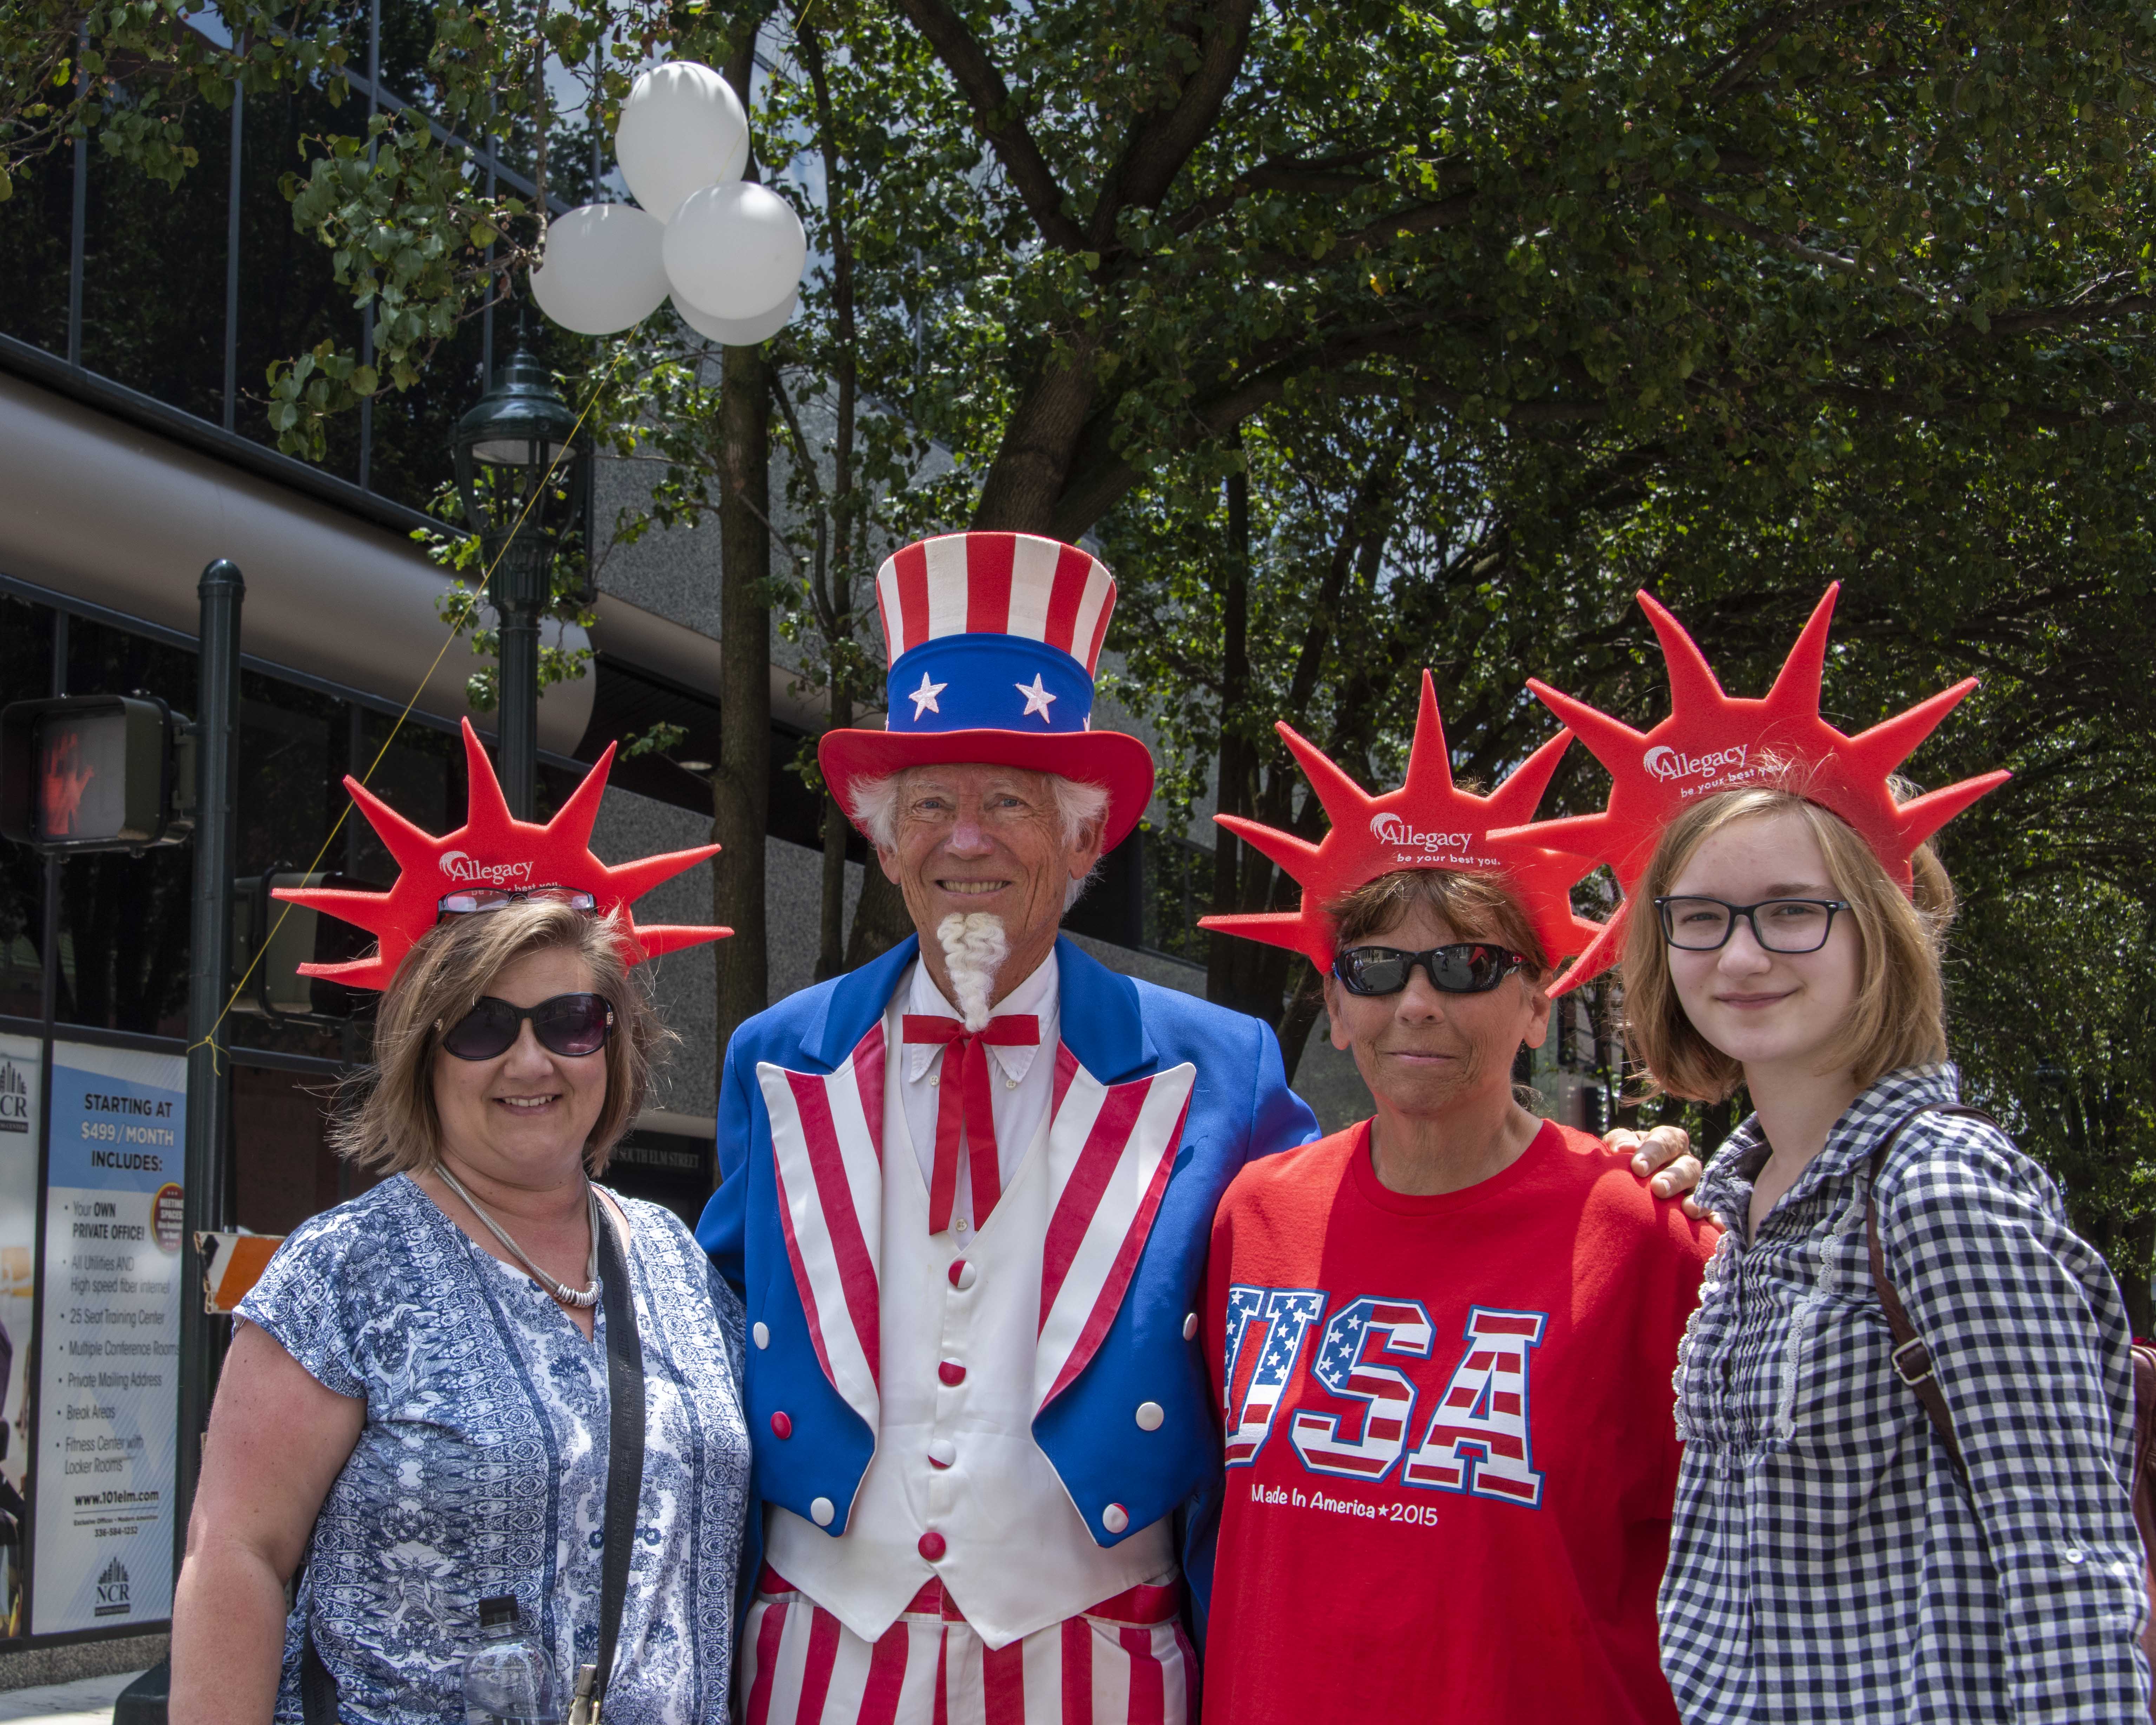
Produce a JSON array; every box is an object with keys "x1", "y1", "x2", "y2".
[{"x1": 738, "y1": 1566, "x2": 1193, "y2": 1725}]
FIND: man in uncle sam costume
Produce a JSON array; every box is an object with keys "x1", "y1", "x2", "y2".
[{"x1": 696, "y1": 532, "x2": 1697, "y2": 1724}]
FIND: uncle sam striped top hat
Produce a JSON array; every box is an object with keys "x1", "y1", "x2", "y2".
[{"x1": 817, "y1": 531, "x2": 1156, "y2": 851}]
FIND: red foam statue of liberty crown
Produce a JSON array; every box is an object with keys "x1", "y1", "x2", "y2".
[
  {"x1": 274, "y1": 719, "x2": 729, "y2": 990},
  {"x1": 1196, "y1": 670, "x2": 1605, "y2": 972},
  {"x1": 1488, "y1": 583, "x2": 2010, "y2": 996}
]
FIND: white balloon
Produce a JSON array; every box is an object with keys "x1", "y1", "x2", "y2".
[
  {"x1": 617, "y1": 61, "x2": 750, "y2": 223},
  {"x1": 528, "y1": 203, "x2": 669, "y2": 335},
  {"x1": 662, "y1": 182, "x2": 807, "y2": 322},
  {"x1": 673, "y1": 288, "x2": 797, "y2": 346}
]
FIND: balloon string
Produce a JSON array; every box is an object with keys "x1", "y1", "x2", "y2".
[{"x1": 186, "y1": 378, "x2": 606, "y2": 1072}]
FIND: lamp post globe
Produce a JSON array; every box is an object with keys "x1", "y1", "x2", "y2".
[{"x1": 452, "y1": 337, "x2": 583, "y2": 819}]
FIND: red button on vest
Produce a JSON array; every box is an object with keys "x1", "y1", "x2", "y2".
[
  {"x1": 917, "y1": 1531, "x2": 947, "y2": 1562},
  {"x1": 770, "y1": 1411, "x2": 793, "y2": 1439},
  {"x1": 938, "y1": 1360, "x2": 966, "y2": 1388}
]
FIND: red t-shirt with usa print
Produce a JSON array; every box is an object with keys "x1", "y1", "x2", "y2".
[{"x1": 1202, "y1": 1117, "x2": 1716, "y2": 1725}]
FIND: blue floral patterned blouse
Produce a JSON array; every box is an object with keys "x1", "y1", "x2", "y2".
[{"x1": 237, "y1": 1174, "x2": 750, "y2": 1725}]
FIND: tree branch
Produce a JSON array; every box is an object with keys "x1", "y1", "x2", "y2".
[
  {"x1": 1695, "y1": 0, "x2": 1868, "y2": 107},
  {"x1": 1819, "y1": 384, "x2": 2152, "y2": 432},
  {"x1": 892, "y1": 0, "x2": 1087, "y2": 252},
  {"x1": 1091, "y1": 0, "x2": 1255, "y2": 241},
  {"x1": 1049, "y1": 324, "x2": 1605, "y2": 538},
  {"x1": 1249, "y1": 192, "x2": 1480, "y2": 275},
  {"x1": 1665, "y1": 188, "x2": 1860, "y2": 273}
]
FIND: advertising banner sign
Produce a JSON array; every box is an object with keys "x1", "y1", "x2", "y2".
[
  {"x1": 32, "y1": 1042, "x2": 183, "y2": 1636},
  {"x1": 0, "y1": 1034, "x2": 40, "y2": 1638}
]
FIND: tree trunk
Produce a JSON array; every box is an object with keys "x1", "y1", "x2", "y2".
[
  {"x1": 1205, "y1": 462, "x2": 1252, "y2": 1009},
  {"x1": 801, "y1": 22, "x2": 860, "y2": 983},
  {"x1": 969, "y1": 339, "x2": 1102, "y2": 532},
  {"x1": 845, "y1": 861, "x2": 915, "y2": 966},
  {"x1": 815, "y1": 700, "x2": 851, "y2": 981},
  {"x1": 711, "y1": 29, "x2": 772, "y2": 1062},
  {"x1": 1276, "y1": 963, "x2": 1327, "y2": 1086}
]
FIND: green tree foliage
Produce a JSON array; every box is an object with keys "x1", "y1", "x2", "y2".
[
  {"x1": 0, "y1": 0, "x2": 349, "y2": 202},
  {"x1": 11, "y1": 0, "x2": 2153, "y2": 1270}
]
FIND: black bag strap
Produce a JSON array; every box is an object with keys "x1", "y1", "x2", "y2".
[
  {"x1": 571, "y1": 1187, "x2": 646, "y2": 1725},
  {"x1": 1865, "y1": 1102, "x2": 2003, "y2": 1472},
  {"x1": 300, "y1": 1625, "x2": 337, "y2": 1725}
]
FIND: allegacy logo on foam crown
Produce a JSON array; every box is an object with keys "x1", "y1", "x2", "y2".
[
  {"x1": 1369, "y1": 813, "x2": 1479, "y2": 853},
  {"x1": 1642, "y1": 742, "x2": 1750, "y2": 785},
  {"x1": 439, "y1": 851, "x2": 535, "y2": 887}
]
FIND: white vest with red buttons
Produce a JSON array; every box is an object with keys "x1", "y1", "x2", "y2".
[{"x1": 764, "y1": 987, "x2": 1176, "y2": 1648}]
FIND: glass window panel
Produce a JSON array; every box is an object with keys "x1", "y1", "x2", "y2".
[
  {"x1": 76, "y1": 92, "x2": 231, "y2": 421},
  {"x1": 227, "y1": 674, "x2": 349, "y2": 1061},
  {"x1": 0, "y1": 598, "x2": 54, "y2": 1019},
  {"x1": 363, "y1": 307, "x2": 484, "y2": 513},
  {"x1": 235, "y1": 673, "x2": 340, "y2": 875},
  {"x1": 0, "y1": 143, "x2": 74, "y2": 356},
  {"x1": 232, "y1": 1062, "x2": 373, "y2": 1235},
  {"x1": 230, "y1": 77, "x2": 362, "y2": 479},
  {"x1": 347, "y1": 712, "x2": 457, "y2": 883},
  {"x1": 375, "y1": 0, "x2": 440, "y2": 113},
  {"x1": 54, "y1": 845, "x2": 192, "y2": 1034}
]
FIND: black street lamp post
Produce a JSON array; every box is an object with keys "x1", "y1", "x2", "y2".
[{"x1": 452, "y1": 338, "x2": 583, "y2": 819}]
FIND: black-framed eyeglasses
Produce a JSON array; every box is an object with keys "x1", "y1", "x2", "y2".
[
  {"x1": 1332, "y1": 943, "x2": 1526, "y2": 997},
  {"x1": 436, "y1": 883, "x2": 598, "y2": 918},
  {"x1": 437, "y1": 992, "x2": 615, "y2": 1061},
  {"x1": 1654, "y1": 896, "x2": 1850, "y2": 954}
]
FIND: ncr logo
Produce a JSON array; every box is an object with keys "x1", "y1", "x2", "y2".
[
  {"x1": 0, "y1": 1058, "x2": 27, "y2": 1134},
  {"x1": 93, "y1": 1555, "x2": 131, "y2": 1618}
]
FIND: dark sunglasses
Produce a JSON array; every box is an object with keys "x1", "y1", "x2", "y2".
[
  {"x1": 436, "y1": 884, "x2": 598, "y2": 918},
  {"x1": 1332, "y1": 943, "x2": 1525, "y2": 997},
  {"x1": 438, "y1": 992, "x2": 615, "y2": 1061}
]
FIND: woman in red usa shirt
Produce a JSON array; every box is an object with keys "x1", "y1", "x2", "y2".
[{"x1": 1194, "y1": 675, "x2": 1716, "y2": 1725}]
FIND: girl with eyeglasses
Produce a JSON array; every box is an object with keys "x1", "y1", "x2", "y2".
[
  {"x1": 170, "y1": 896, "x2": 751, "y2": 1724},
  {"x1": 1628, "y1": 786, "x2": 2149, "y2": 1723}
]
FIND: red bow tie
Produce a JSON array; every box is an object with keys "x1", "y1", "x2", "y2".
[{"x1": 901, "y1": 1014, "x2": 1040, "y2": 1234}]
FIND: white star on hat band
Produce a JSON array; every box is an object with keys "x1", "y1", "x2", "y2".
[
  {"x1": 1015, "y1": 674, "x2": 1058, "y2": 722},
  {"x1": 909, "y1": 672, "x2": 947, "y2": 718}
]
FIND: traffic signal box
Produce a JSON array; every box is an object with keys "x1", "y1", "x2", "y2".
[{"x1": 0, "y1": 695, "x2": 195, "y2": 854}]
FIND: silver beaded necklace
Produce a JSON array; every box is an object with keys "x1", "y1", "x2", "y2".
[{"x1": 437, "y1": 1165, "x2": 602, "y2": 1308}]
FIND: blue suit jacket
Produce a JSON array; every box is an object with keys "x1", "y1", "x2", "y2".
[{"x1": 695, "y1": 934, "x2": 1319, "y2": 1634}]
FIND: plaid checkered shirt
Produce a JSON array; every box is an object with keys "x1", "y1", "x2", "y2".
[{"x1": 1660, "y1": 1063, "x2": 2150, "y2": 1723}]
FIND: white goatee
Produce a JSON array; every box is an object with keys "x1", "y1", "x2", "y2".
[{"x1": 935, "y1": 911, "x2": 1010, "y2": 1032}]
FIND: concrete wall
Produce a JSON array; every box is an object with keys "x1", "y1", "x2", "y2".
[
  {"x1": 591, "y1": 784, "x2": 865, "y2": 1121},
  {"x1": 1060, "y1": 932, "x2": 1370, "y2": 1136}
]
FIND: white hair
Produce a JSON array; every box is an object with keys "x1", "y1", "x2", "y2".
[{"x1": 846, "y1": 768, "x2": 1111, "y2": 911}]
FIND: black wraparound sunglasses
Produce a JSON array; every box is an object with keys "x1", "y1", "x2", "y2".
[
  {"x1": 1332, "y1": 943, "x2": 1526, "y2": 997},
  {"x1": 437, "y1": 992, "x2": 615, "y2": 1061}
]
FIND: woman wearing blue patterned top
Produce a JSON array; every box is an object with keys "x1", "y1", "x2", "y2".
[
  {"x1": 1626, "y1": 787, "x2": 2148, "y2": 1723},
  {"x1": 168, "y1": 897, "x2": 751, "y2": 1724}
]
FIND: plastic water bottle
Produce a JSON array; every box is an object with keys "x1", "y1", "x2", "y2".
[{"x1": 463, "y1": 1595, "x2": 563, "y2": 1724}]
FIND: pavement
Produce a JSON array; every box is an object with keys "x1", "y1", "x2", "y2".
[{"x1": 0, "y1": 1670, "x2": 143, "y2": 1724}]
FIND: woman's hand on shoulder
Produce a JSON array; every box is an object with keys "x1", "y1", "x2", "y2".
[{"x1": 1605, "y1": 1124, "x2": 1708, "y2": 1218}]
